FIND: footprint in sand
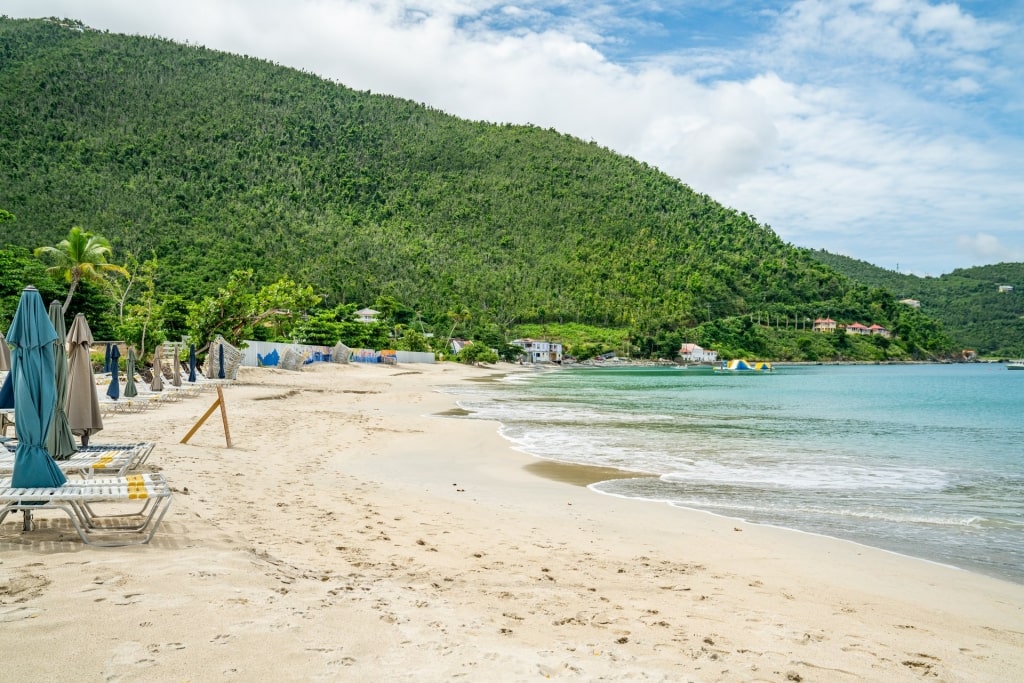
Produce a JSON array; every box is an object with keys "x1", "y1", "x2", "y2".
[{"x1": 0, "y1": 606, "x2": 42, "y2": 622}]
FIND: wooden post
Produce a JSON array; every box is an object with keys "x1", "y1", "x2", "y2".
[{"x1": 180, "y1": 385, "x2": 233, "y2": 447}]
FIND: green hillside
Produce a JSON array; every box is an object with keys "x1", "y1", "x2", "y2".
[
  {"x1": 0, "y1": 17, "x2": 952, "y2": 360},
  {"x1": 810, "y1": 251, "x2": 1024, "y2": 357}
]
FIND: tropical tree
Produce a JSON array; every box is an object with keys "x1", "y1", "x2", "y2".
[
  {"x1": 185, "y1": 269, "x2": 320, "y2": 350},
  {"x1": 34, "y1": 227, "x2": 129, "y2": 313}
]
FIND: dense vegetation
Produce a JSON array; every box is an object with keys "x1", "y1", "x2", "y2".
[
  {"x1": 810, "y1": 251, "x2": 1024, "y2": 358},
  {"x1": 0, "y1": 17, "x2": 959, "y2": 361}
]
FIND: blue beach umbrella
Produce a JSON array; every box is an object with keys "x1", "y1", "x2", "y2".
[
  {"x1": 106, "y1": 344, "x2": 121, "y2": 400},
  {"x1": 103, "y1": 342, "x2": 112, "y2": 374},
  {"x1": 45, "y1": 299, "x2": 77, "y2": 460},
  {"x1": 0, "y1": 371, "x2": 12, "y2": 409},
  {"x1": 188, "y1": 344, "x2": 197, "y2": 383},
  {"x1": 8, "y1": 286, "x2": 67, "y2": 489}
]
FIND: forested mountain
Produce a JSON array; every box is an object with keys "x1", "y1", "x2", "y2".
[
  {"x1": 0, "y1": 17, "x2": 951, "y2": 359},
  {"x1": 810, "y1": 251, "x2": 1024, "y2": 357}
]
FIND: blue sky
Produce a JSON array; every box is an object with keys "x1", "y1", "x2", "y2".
[{"x1": 6, "y1": 0, "x2": 1023, "y2": 275}]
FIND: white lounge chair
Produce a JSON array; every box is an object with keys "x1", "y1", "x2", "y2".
[
  {"x1": 0, "y1": 442, "x2": 157, "y2": 479},
  {"x1": 0, "y1": 473, "x2": 172, "y2": 546}
]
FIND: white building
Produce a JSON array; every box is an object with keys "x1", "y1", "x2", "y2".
[
  {"x1": 678, "y1": 343, "x2": 718, "y2": 363},
  {"x1": 511, "y1": 338, "x2": 563, "y2": 363},
  {"x1": 449, "y1": 338, "x2": 473, "y2": 354},
  {"x1": 355, "y1": 308, "x2": 380, "y2": 323}
]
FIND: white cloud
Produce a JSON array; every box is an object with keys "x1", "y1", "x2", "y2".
[{"x1": 957, "y1": 233, "x2": 1024, "y2": 264}]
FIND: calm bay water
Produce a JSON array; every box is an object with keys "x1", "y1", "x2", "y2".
[{"x1": 448, "y1": 363, "x2": 1024, "y2": 583}]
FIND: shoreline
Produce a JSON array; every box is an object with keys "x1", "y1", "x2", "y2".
[
  {"x1": 472, "y1": 361, "x2": 1024, "y2": 586},
  {"x1": 2, "y1": 361, "x2": 1022, "y2": 681},
  {"x1": 512, "y1": 450, "x2": 1011, "y2": 584}
]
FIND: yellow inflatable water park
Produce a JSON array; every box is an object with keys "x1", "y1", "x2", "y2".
[{"x1": 715, "y1": 359, "x2": 774, "y2": 372}]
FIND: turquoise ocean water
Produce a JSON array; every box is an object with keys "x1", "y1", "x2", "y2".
[{"x1": 448, "y1": 364, "x2": 1024, "y2": 583}]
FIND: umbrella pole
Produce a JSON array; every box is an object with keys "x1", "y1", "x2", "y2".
[{"x1": 22, "y1": 510, "x2": 33, "y2": 532}]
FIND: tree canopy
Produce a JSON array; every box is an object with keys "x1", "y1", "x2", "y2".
[{"x1": 0, "y1": 17, "x2": 969, "y2": 361}]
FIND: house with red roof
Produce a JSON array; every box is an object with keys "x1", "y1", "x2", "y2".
[
  {"x1": 678, "y1": 343, "x2": 718, "y2": 363},
  {"x1": 813, "y1": 317, "x2": 837, "y2": 333}
]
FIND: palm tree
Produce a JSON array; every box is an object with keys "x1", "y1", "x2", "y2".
[{"x1": 34, "y1": 227, "x2": 129, "y2": 313}]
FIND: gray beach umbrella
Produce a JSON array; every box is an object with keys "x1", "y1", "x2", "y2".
[
  {"x1": 8, "y1": 286, "x2": 67, "y2": 488},
  {"x1": 0, "y1": 329, "x2": 11, "y2": 371},
  {"x1": 171, "y1": 348, "x2": 182, "y2": 387},
  {"x1": 124, "y1": 347, "x2": 138, "y2": 398},
  {"x1": 150, "y1": 346, "x2": 164, "y2": 392},
  {"x1": 106, "y1": 344, "x2": 121, "y2": 400},
  {"x1": 45, "y1": 299, "x2": 77, "y2": 460},
  {"x1": 66, "y1": 313, "x2": 103, "y2": 446}
]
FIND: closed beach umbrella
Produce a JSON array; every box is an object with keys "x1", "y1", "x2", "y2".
[
  {"x1": 66, "y1": 313, "x2": 103, "y2": 446},
  {"x1": 150, "y1": 346, "x2": 164, "y2": 392},
  {"x1": 124, "y1": 347, "x2": 138, "y2": 398},
  {"x1": 8, "y1": 286, "x2": 66, "y2": 488},
  {"x1": 45, "y1": 299, "x2": 76, "y2": 460},
  {"x1": 106, "y1": 344, "x2": 121, "y2": 400},
  {"x1": 171, "y1": 347, "x2": 182, "y2": 387},
  {"x1": 188, "y1": 343, "x2": 197, "y2": 383},
  {"x1": 0, "y1": 373, "x2": 12, "y2": 409},
  {"x1": 0, "y1": 330, "x2": 10, "y2": 412},
  {"x1": 103, "y1": 342, "x2": 111, "y2": 374},
  {"x1": 0, "y1": 329, "x2": 11, "y2": 371},
  {"x1": 218, "y1": 342, "x2": 226, "y2": 379}
]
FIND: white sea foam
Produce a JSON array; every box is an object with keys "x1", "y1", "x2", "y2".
[
  {"x1": 449, "y1": 364, "x2": 1024, "y2": 583},
  {"x1": 660, "y1": 461, "x2": 949, "y2": 491}
]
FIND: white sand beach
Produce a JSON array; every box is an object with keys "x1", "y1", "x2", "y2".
[{"x1": 2, "y1": 361, "x2": 1022, "y2": 682}]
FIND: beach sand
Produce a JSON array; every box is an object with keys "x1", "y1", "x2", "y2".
[{"x1": 1, "y1": 361, "x2": 1022, "y2": 682}]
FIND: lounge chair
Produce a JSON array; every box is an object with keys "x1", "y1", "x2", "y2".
[
  {"x1": 0, "y1": 473, "x2": 172, "y2": 546},
  {"x1": 0, "y1": 442, "x2": 156, "y2": 479}
]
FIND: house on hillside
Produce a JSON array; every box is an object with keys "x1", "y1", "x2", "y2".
[
  {"x1": 998, "y1": 285, "x2": 1014, "y2": 293},
  {"x1": 510, "y1": 338, "x2": 563, "y2": 363},
  {"x1": 845, "y1": 322, "x2": 871, "y2": 335},
  {"x1": 450, "y1": 339, "x2": 473, "y2": 355},
  {"x1": 355, "y1": 308, "x2": 380, "y2": 323},
  {"x1": 678, "y1": 343, "x2": 718, "y2": 363},
  {"x1": 868, "y1": 324, "x2": 891, "y2": 338},
  {"x1": 813, "y1": 317, "x2": 837, "y2": 333},
  {"x1": 899, "y1": 298, "x2": 921, "y2": 308}
]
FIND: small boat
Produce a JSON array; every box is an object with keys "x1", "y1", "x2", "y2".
[
  {"x1": 1008, "y1": 360, "x2": 1024, "y2": 370},
  {"x1": 715, "y1": 359, "x2": 774, "y2": 372}
]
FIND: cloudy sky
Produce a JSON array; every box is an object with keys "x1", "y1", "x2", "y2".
[{"x1": 7, "y1": 1, "x2": 1023, "y2": 275}]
